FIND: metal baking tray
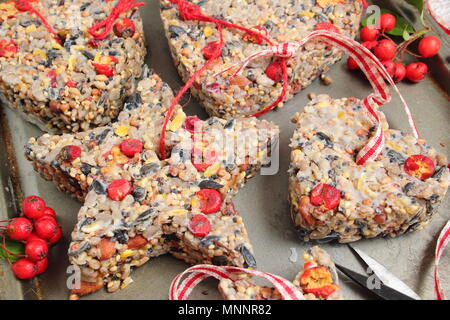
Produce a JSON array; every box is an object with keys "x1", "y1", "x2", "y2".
[{"x1": 0, "y1": 0, "x2": 449, "y2": 300}]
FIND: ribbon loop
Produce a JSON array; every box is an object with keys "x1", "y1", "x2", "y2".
[{"x1": 169, "y1": 264, "x2": 305, "y2": 300}]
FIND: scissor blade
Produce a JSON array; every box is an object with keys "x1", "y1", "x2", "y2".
[
  {"x1": 335, "y1": 264, "x2": 415, "y2": 300},
  {"x1": 349, "y1": 246, "x2": 421, "y2": 300}
]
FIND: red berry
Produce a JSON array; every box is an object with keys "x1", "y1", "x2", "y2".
[
  {"x1": 310, "y1": 184, "x2": 341, "y2": 211},
  {"x1": 196, "y1": 189, "x2": 222, "y2": 214},
  {"x1": 65, "y1": 79, "x2": 78, "y2": 88},
  {"x1": 418, "y1": 35, "x2": 440, "y2": 58},
  {"x1": 360, "y1": 25, "x2": 380, "y2": 42},
  {"x1": 265, "y1": 60, "x2": 284, "y2": 82},
  {"x1": 0, "y1": 39, "x2": 18, "y2": 58},
  {"x1": 42, "y1": 207, "x2": 56, "y2": 219},
  {"x1": 361, "y1": 40, "x2": 378, "y2": 51},
  {"x1": 35, "y1": 258, "x2": 48, "y2": 275},
  {"x1": 6, "y1": 217, "x2": 33, "y2": 241},
  {"x1": 405, "y1": 62, "x2": 428, "y2": 82},
  {"x1": 119, "y1": 139, "x2": 143, "y2": 157},
  {"x1": 48, "y1": 226, "x2": 62, "y2": 245},
  {"x1": 25, "y1": 239, "x2": 48, "y2": 262},
  {"x1": 107, "y1": 179, "x2": 133, "y2": 201},
  {"x1": 26, "y1": 233, "x2": 42, "y2": 243},
  {"x1": 188, "y1": 214, "x2": 211, "y2": 238},
  {"x1": 113, "y1": 18, "x2": 136, "y2": 38},
  {"x1": 393, "y1": 63, "x2": 406, "y2": 82},
  {"x1": 314, "y1": 22, "x2": 340, "y2": 34},
  {"x1": 48, "y1": 69, "x2": 57, "y2": 88},
  {"x1": 184, "y1": 116, "x2": 202, "y2": 133},
  {"x1": 347, "y1": 57, "x2": 359, "y2": 70},
  {"x1": 22, "y1": 195, "x2": 46, "y2": 220},
  {"x1": 11, "y1": 258, "x2": 37, "y2": 279},
  {"x1": 379, "y1": 13, "x2": 396, "y2": 32},
  {"x1": 92, "y1": 63, "x2": 114, "y2": 77},
  {"x1": 34, "y1": 216, "x2": 59, "y2": 240},
  {"x1": 404, "y1": 155, "x2": 435, "y2": 180},
  {"x1": 58, "y1": 145, "x2": 82, "y2": 162},
  {"x1": 202, "y1": 41, "x2": 222, "y2": 60},
  {"x1": 192, "y1": 148, "x2": 218, "y2": 172},
  {"x1": 381, "y1": 60, "x2": 395, "y2": 78},
  {"x1": 205, "y1": 82, "x2": 222, "y2": 94},
  {"x1": 373, "y1": 39, "x2": 396, "y2": 61}
]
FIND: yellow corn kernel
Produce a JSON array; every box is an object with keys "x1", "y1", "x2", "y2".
[
  {"x1": 317, "y1": 102, "x2": 328, "y2": 108},
  {"x1": 191, "y1": 197, "x2": 199, "y2": 208},
  {"x1": 300, "y1": 11, "x2": 315, "y2": 18},
  {"x1": 167, "y1": 209, "x2": 188, "y2": 216},
  {"x1": 52, "y1": 41, "x2": 62, "y2": 50},
  {"x1": 337, "y1": 111, "x2": 345, "y2": 120},
  {"x1": 357, "y1": 173, "x2": 366, "y2": 190},
  {"x1": 68, "y1": 56, "x2": 77, "y2": 71},
  {"x1": 114, "y1": 125, "x2": 130, "y2": 136},
  {"x1": 120, "y1": 250, "x2": 137, "y2": 260},
  {"x1": 204, "y1": 26, "x2": 213, "y2": 37},
  {"x1": 25, "y1": 24, "x2": 36, "y2": 33},
  {"x1": 33, "y1": 49, "x2": 47, "y2": 59},
  {"x1": 168, "y1": 112, "x2": 186, "y2": 131},
  {"x1": 204, "y1": 162, "x2": 220, "y2": 177},
  {"x1": 120, "y1": 278, "x2": 133, "y2": 289},
  {"x1": 94, "y1": 52, "x2": 101, "y2": 62}
]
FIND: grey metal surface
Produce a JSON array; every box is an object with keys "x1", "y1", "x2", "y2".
[{"x1": 0, "y1": 0, "x2": 449, "y2": 300}]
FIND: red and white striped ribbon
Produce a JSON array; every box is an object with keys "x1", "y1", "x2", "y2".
[
  {"x1": 435, "y1": 220, "x2": 450, "y2": 300},
  {"x1": 169, "y1": 264, "x2": 305, "y2": 300},
  {"x1": 215, "y1": 30, "x2": 420, "y2": 165}
]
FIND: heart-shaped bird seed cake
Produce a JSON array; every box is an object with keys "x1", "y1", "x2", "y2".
[
  {"x1": 218, "y1": 246, "x2": 342, "y2": 300},
  {"x1": 25, "y1": 67, "x2": 279, "y2": 298},
  {"x1": 0, "y1": 0, "x2": 145, "y2": 133},
  {"x1": 289, "y1": 94, "x2": 450, "y2": 243},
  {"x1": 160, "y1": 0, "x2": 363, "y2": 118}
]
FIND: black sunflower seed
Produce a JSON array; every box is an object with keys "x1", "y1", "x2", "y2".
[
  {"x1": 315, "y1": 132, "x2": 333, "y2": 148},
  {"x1": 198, "y1": 180, "x2": 224, "y2": 189},
  {"x1": 91, "y1": 179, "x2": 107, "y2": 194},
  {"x1": 169, "y1": 25, "x2": 186, "y2": 38},
  {"x1": 236, "y1": 244, "x2": 256, "y2": 268},
  {"x1": 68, "y1": 241, "x2": 91, "y2": 256},
  {"x1": 132, "y1": 186, "x2": 147, "y2": 201},
  {"x1": 140, "y1": 163, "x2": 161, "y2": 177}
]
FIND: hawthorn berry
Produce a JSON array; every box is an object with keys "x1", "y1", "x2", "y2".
[
  {"x1": 405, "y1": 62, "x2": 428, "y2": 82},
  {"x1": 361, "y1": 40, "x2": 378, "y2": 51},
  {"x1": 393, "y1": 62, "x2": 406, "y2": 82},
  {"x1": 374, "y1": 39, "x2": 396, "y2": 61},
  {"x1": 120, "y1": 139, "x2": 143, "y2": 157},
  {"x1": 265, "y1": 60, "x2": 284, "y2": 82},
  {"x1": 34, "y1": 216, "x2": 59, "y2": 240},
  {"x1": 382, "y1": 60, "x2": 396, "y2": 78},
  {"x1": 196, "y1": 189, "x2": 222, "y2": 214},
  {"x1": 347, "y1": 57, "x2": 359, "y2": 70},
  {"x1": 35, "y1": 258, "x2": 48, "y2": 275},
  {"x1": 42, "y1": 207, "x2": 56, "y2": 219},
  {"x1": 11, "y1": 258, "x2": 37, "y2": 279},
  {"x1": 379, "y1": 13, "x2": 396, "y2": 32},
  {"x1": 107, "y1": 179, "x2": 133, "y2": 201},
  {"x1": 192, "y1": 148, "x2": 218, "y2": 172},
  {"x1": 113, "y1": 18, "x2": 136, "y2": 38},
  {"x1": 360, "y1": 25, "x2": 380, "y2": 42},
  {"x1": 404, "y1": 155, "x2": 435, "y2": 180},
  {"x1": 188, "y1": 214, "x2": 211, "y2": 238},
  {"x1": 6, "y1": 217, "x2": 33, "y2": 241},
  {"x1": 418, "y1": 36, "x2": 440, "y2": 58},
  {"x1": 48, "y1": 226, "x2": 62, "y2": 245},
  {"x1": 310, "y1": 184, "x2": 341, "y2": 211},
  {"x1": 25, "y1": 238, "x2": 49, "y2": 262},
  {"x1": 22, "y1": 195, "x2": 46, "y2": 220}
]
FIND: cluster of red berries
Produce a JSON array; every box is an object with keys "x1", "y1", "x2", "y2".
[
  {"x1": 0, "y1": 196, "x2": 62, "y2": 280},
  {"x1": 348, "y1": 13, "x2": 441, "y2": 83}
]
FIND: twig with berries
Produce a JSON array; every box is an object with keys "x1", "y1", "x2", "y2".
[
  {"x1": 348, "y1": 1, "x2": 442, "y2": 83},
  {"x1": 0, "y1": 195, "x2": 62, "y2": 280}
]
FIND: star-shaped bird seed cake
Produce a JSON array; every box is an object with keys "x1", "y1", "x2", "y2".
[{"x1": 25, "y1": 67, "x2": 279, "y2": 298}]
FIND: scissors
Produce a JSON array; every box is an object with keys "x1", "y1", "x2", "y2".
[{"x1": 334, "y1": 245, "x2": 422, "y2": 300}]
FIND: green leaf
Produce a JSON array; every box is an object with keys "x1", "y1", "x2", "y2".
[
  {"x1": 387, "y1": 15, "x2": 415, "y2": 36},
  {"x1": 405, "y1": 0, "x2": 424, "y2": 14},
  {"x1": 0, "y1": 238, "x2": 24, "y2": 263},
  {"x1": 402, "y1": 28, "x2": 411, "y2": 40}
]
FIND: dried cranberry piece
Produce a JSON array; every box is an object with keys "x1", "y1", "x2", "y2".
[
  {"x1": 310, "y1": 184, "x2": 341, "y2": 211},
  {"x1": 196, "y1": 189, "x2": 222, "y2": 214}
]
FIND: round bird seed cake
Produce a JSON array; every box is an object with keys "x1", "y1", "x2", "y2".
[
  {"x1": 219, "y1": 246, "x2": 342, "y2": 300},
  {"x1": 289, "y1": 94, "x2": 450, "y2": 243},
  {"x1": 25, "y1": 67, "x2": 279, "y2": 298},
  {"x1": 160, "y1": 0, "x2": 363, "y2": 118},
  {"x1": 0, "y1": 0, "x2": 145, "y2": 133}
]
